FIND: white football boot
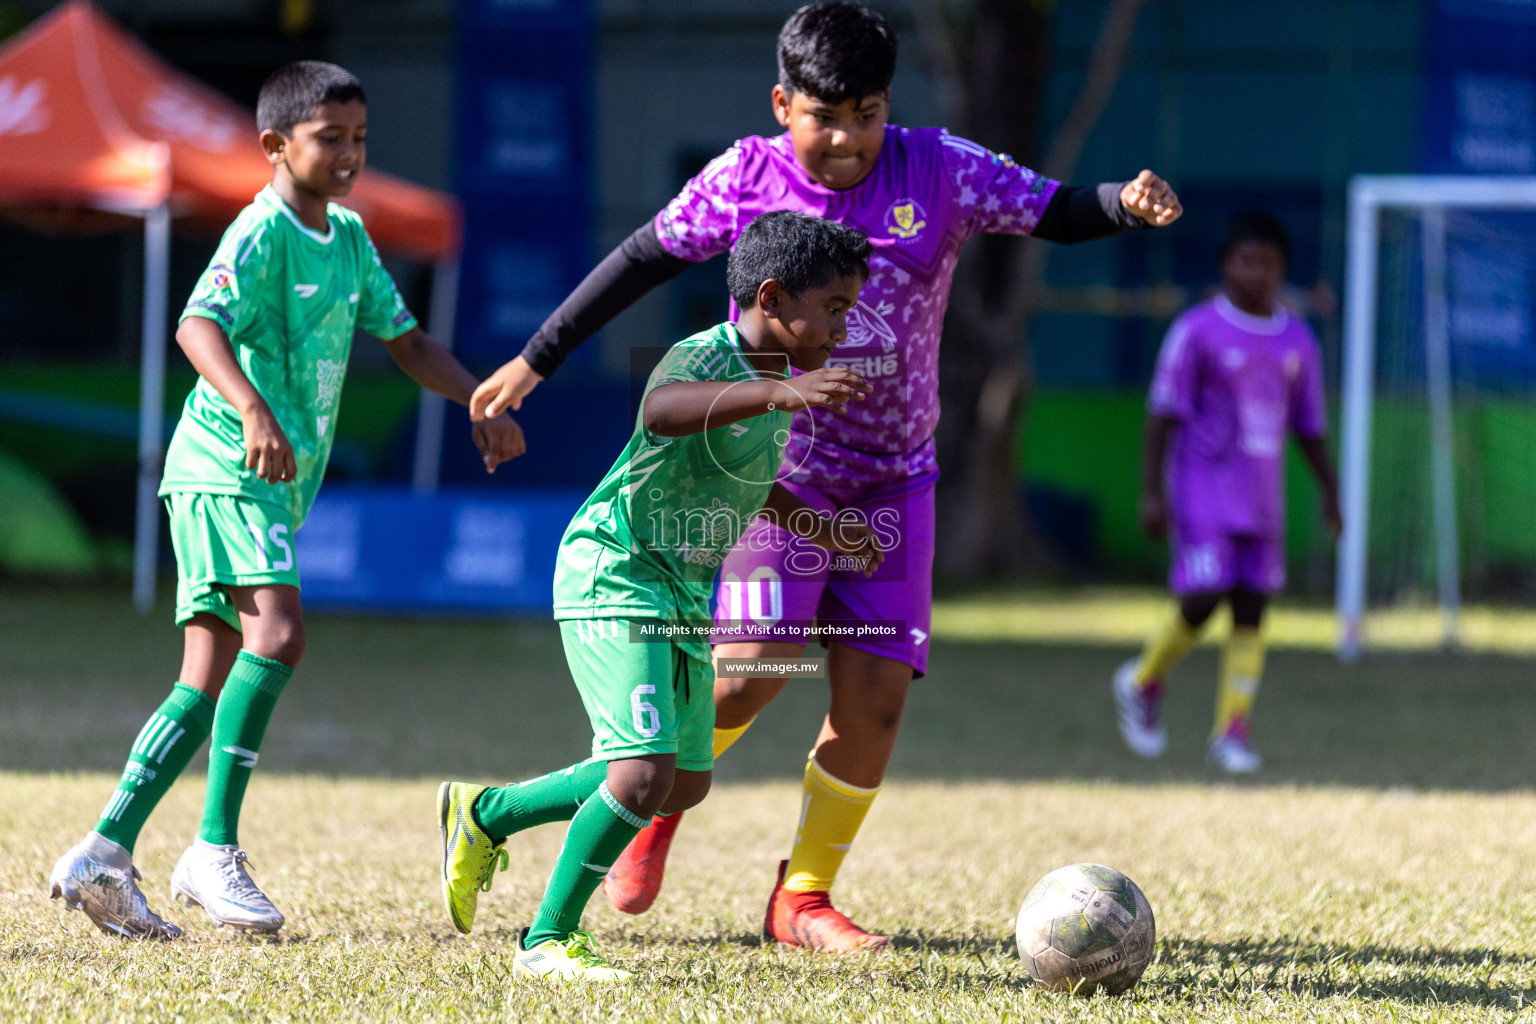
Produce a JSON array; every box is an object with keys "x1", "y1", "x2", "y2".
[
  {"x1": 1206, "y1": 724, "x2": 1263, "y2": 774},
  {"x1": 170, "y1": 838, "x2": 285, "y2": 933},
  {"x1": 1113, "y1": 659, "x2": 1167, "y2": 758},
  {"x1": 49, "y1": 832, "x2": 182, "y2": 940}
]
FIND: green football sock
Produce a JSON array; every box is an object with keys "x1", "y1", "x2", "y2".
[
  {"x1": 95, "y1": 683, "x2": 216, "y2": 853},
  {"x1": 198, "y1": 651, "x2": 293, "y2": 846},
  {"x1": 473, "y1": 758, "x2": 606, "y2": 842},
  {"x1": 524, "y1": 781, "x2": 648, "y2": 948}
]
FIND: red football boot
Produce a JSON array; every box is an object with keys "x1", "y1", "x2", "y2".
[
  {"x1": 762, "y1": 859, "x2": 890, "y2": 953},
  {"x1": 602, "y1": 811, "x2": 683, "y2": 915}
]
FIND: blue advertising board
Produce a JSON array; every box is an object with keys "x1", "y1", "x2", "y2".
[
  {"x1": 453, "y1": 0, "x2": 594, "y2": 367},
  {"x1": 1419, "y1": 0, "x2": 1536, "y2": 382},
  {"x1": 296, "y1": 485, "x2": 585, "y2": 613},
  {"x1": 1422, "y1": 0, "x2": 1536, "y2": 174}
]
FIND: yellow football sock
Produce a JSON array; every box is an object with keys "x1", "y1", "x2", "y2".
[
  {"x1": 783, "y1": 753, "x2": 879, "y2": 893},
  {"x1": 712, "y1": 718, "x2": 755, "y2": 759},
  {"x1": 1135, "y1": 605, "x2": 1205, "y2": 686},
  {"x1": 1214, "y1": 627, "x2": 1266, "y2": 735}
]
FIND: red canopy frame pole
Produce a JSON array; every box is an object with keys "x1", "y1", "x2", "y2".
[
  {"x1": 132, "y1": 201, "x2": 172, "y2": 613},
  {"x1": 410, "y1": 256, "x2": 460, "y2": 494}
]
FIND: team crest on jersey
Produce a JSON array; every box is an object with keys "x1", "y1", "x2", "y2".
[
  {"x1": 209, "y1": 263, "x2": 236, "y2": 291},
  {"x1": 885, "y1": 199, "x2": 928, "y2": 240},
  {"x1": 1284, "y1": 350, "x2": 1301, "y2": 379}
]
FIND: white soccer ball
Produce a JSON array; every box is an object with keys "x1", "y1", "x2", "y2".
[{"x1": 1015, "y1": 863, "x2": 1155, "y2": 996}]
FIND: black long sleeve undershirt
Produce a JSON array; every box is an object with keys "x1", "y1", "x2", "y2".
[
  {"x1": 1030, "y1": 182, "x2": 1148, "y2": 245},
  {"x1": 519, "y1": 181, "x2": 1150, "y2": 377},
  {"x1": 518, "y1": 224, "x2": 691, "y2": 377}
]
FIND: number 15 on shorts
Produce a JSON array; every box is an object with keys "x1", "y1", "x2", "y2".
[{"x1": 247, "y1": 523, "x2": 294, "y2": 572}]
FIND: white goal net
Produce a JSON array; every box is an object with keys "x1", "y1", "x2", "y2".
[{"x1": 1337, "y1": 175, "x2": 1536, "y2": 657}]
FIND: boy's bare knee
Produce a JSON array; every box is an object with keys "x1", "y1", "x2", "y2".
[
  {"x1": 837, "y1": 698, "x2": 905, "y2": 737},
  {"x1": 606, "y1": 756, "x2": 675, "y2": 819},
  {"x1": 714, "y1": 676, "x2": 787, "y2": 727},
  {"x1": 833, "y1": 672, "x2": 909, "y2": 734},
  {"x1": 660, "y1": 770, "x2": 711, "y2": 815},
  {"x1": 246, "y1": 619, "x2": 306, "y2": 667},
  {"x1": 715, "y1": 680, "x2": 759, "y2": 719}
]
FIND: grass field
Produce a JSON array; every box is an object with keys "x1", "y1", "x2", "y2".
[{"x1": 4, "y1": 582, "x2": 1536, "y2": 1021}]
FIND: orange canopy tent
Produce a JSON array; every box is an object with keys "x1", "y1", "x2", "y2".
[{"x1": 0, "y1": 1, "x2": 463, "y2": 609}]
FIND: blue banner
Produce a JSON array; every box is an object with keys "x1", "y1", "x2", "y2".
[
  {"x1": 1418, "y1": 0, "x2": 1536, "y2": 382},
  {"x1": 1422, "y1": 0, "x2": 1536, "y2": 174},
  {"x1": 296, "y1": 485, "x2": 585, "y2": 613},
  {"x1": 453, "y1": 0, "x2": 594, "y2": 366}
]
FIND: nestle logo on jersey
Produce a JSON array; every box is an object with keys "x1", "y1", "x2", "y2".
[{"x1": 827, "y1": 353, "x2": 899, "y2": 378}]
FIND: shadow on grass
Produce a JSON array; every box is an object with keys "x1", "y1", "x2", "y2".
[
  {"x1": 1154, "y1": 936, "x2": 1534, "y2": 1008},
  {"x1": 884, "y1": 932, "x2": 1009, "y2": 956},
  {"x1": 6, "y1": 583, "x2": 1536, "y2": 791}
]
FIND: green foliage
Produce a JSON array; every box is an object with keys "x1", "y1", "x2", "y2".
[{"x1": 0, "y1": 451, "x2": 95, "y2": 575}]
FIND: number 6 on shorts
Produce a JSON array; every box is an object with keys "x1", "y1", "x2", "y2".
[{"x1": 630, "y1": 685, "x2": 660, "y2": 738}]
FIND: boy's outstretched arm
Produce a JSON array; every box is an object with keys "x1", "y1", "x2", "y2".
[
  {"x1": 383, "y1": 326, "x2": 526, "y2": 472},
  {"x1": 1296, "y1": 435, "x2": 1342, "y2": 538},
  {"x1": 1031, "y1": 170, "x2": 1183, "y2": 245},
  {"x1": 642, "y1": 366, "x2": 871, "y2": 438},
  {"x1": 472, "y1": 224, "x2": 692, "y2": 419},
  {"x1": 760, "y1": 483, "x2": 884, "y2": 578},
  {"x1": 176, "y1": 317, "x2": 294, "y2": 484},
  {"x1": 1139, "y1": 414, "x2": 1176, "y2": 539}
]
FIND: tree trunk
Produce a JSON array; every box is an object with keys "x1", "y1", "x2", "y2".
[{"x1": 925, "y1": 0, "x2": 1152, "y2": 578}]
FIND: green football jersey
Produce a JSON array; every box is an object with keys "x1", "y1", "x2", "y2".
[
  {"x1": 552, "y1": 323, "x2": 791, "y2": 650},
  {"x1": 160, "y1": 185, "x2": 417, "y2": 527}
]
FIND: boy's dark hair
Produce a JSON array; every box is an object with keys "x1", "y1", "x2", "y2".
[
  {"x1": 728, "y1": 211, "x2": 871, "y2": 310},
  {"x1": 257, "y1": 61, "x2": 366, "y2": 136},
  {"x1": 778, "y1": 2, "x2": 897, "y2": 105},
  {"x1": 1221, "y1": 210, "x2": 1290, "y2": 265}
]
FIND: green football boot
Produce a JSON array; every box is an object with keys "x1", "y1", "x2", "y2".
[
  {"x1": 512, "y1": 928, "x2": 632, "y2": 984},
  {"x1": 438, "y1": 781, "x2": 509, "y2": 934}
]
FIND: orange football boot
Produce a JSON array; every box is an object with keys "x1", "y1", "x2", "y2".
[
  {"x1": 762, "y1": 859, "x2": 890, "y2": 953},
  {"x1": 602, "y1": 811, "x2": 683, "y2": 914}
]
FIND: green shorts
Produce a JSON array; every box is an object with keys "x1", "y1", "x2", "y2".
[
  {"x1": 165, "y1": 492, "x2": 300, "y2": 631},
  {"x1": 558, "y1": 618, "x2": 715, "y2": 771}
]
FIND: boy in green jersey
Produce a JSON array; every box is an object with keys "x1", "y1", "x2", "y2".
[
  {"x1": 437, "y1": 211, "x2": 880, "y2": 983},
  {"x1": 48, "y1": 61, "x2": 524, "y2": 939}
]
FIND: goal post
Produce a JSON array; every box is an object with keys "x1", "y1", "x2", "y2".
[{"x1": 1337, "y1": 175, "x2": 1536, "y2": 659}]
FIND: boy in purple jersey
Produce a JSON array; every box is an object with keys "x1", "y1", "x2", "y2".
[
  {"x1": 472, "y1": 2, "x2": 1182, "y2": 951},
  {"x1": 1115, "y1": 212, "x2": 1340, "y2": 774}
]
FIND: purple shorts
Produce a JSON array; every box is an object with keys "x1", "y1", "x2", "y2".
[
  {"x1": 1169, "y1": 525, "x2": 1285, "y2": 595},
  {"x1": 711, "y1": 465, "x2": 937, "y2": 676}
]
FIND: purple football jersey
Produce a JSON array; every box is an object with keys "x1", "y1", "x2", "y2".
[
  {"x1": 1149, "y1": 294, "x2": 1327, "y2": 536},
  {"x1": 655, "y1": 126, "x2": 1060, "y2": 488}
]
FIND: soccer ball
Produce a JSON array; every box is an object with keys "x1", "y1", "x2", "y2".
[{"x1": 1015, "y1": 863, "x2": 1155, "y2": 996}]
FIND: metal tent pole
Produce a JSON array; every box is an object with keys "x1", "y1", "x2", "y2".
[
  {"x1": 132, "y1": 201, "x2": 172, "y2": 613},
  {"x1": 411, "y1": 257, "x2": 460, "y2": 494}
]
